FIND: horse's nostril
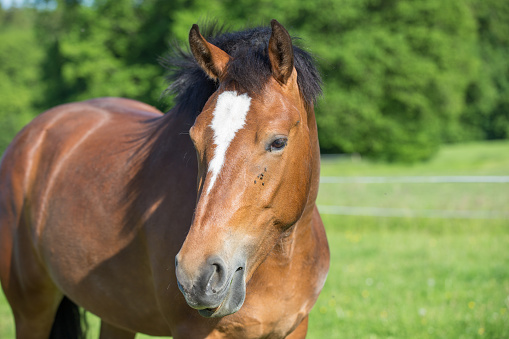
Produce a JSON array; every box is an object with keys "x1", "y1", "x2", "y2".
[
  {"x1": 204, "y1": 256, "x2": 228, "y2": 294},
  {"x1": 213, "y1": 263, "x2": 223, "y2": 273}
]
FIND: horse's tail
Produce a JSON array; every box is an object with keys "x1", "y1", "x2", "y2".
[{"x1": 49, "y1": 296, "x2": 88, "y2": 339}]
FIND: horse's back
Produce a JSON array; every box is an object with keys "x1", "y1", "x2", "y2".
[
  {"x1": 0, "y1": 97, "x2": 187, "y2": 335},
  {"x1": 0, "y1": 96, "x2": 162, "y2": 233},
  {"x1": 0, "y1": 97, "x2": 166, "y2": 321},
  {"x1": 0, "y1": 97, "x2": 191, "y2": 335},
  {"x1": 1, "y1": 97, "x2": 162, "y2": 173}
]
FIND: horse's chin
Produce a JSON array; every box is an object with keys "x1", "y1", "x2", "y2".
[{"x1": 197, "y1": 269, "x2": 246, "y2": 318}]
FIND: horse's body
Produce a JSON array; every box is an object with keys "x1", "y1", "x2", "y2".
[{"x1": 0, "y1": 21, "x2": 329, "y2": 338}]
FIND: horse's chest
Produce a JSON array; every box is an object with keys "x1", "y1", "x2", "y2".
[
  {"x1": 214, "y1": 315, "x2": 301, "y2": 339},
  {"x1": 211, "y1": 290, "x2": 307, "y2": 338}
]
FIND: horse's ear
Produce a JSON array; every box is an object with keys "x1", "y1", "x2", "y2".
[
  {"x1": 268, "y1": 19, "x2": 294, "y2": 85},
  {"x1": 189, "y1": 24, "x2": 231, "y2": 81}
]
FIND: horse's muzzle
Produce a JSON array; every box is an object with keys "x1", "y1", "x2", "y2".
[{"x1": 175, "y1": 254, "x2": 246, "y2": 318}]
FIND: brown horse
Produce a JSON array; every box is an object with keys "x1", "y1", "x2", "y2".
[{"x1": 0, "y1": 20, "x2": 329, "y2": 338}]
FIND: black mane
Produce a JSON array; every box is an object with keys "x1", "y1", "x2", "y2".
[{"x1": 160, "y1": 23, "x2": 322, "y2": 117}]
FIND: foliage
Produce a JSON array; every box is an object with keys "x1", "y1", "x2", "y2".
[
  {"x1": 460, "y1": 0, "x2": 509, "y2": 141},
  {"x1": 33, "y1": 0, "x2": 172, "y2": 109},
  {"x1": 307, "y1": 0, "x2": 478, "y2": 161},
  {"x1": 0, "y1": 8, "x2": 44, "y2": 154},
  {"x1": 0, "y1": 0, "x2": 508, "y2": 162}
]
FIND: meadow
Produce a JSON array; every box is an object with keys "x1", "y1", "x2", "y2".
[
  {"x1": 1, "y1": 140, "x2": 508, "y2": 338},
  {"x1": 309, "y1": 140, "x2": 509, "y2": 339}
]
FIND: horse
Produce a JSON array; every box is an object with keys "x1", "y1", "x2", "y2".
[{"x1": 0, "y1": 20, "x2": 329, "y2": 338}]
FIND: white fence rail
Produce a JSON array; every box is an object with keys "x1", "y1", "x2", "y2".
[
  {"x1": 320, "y1": 176, "x2": 509, "y2": 184},
  {"x1": 318, "y1": 176, "x2": 509, "y2": 219},
  {"x1": 318, "y1": 205, "x2": 509, "y2": 219}
]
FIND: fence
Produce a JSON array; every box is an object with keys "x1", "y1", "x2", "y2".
[{"x1": 318, "y1": 176, "x2": 509, "y2": 219}]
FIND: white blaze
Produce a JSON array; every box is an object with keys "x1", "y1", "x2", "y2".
[{"x1": 206, "y1": 91, "x2": 251, "y2": 194}]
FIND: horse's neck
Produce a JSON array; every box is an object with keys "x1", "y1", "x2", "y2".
[
  {"x1": 141, "y1": 107, "x2": 196, "y2": 163},
  {"x1": 126, "y1": 107, "x2": 198, "y2": 207},
  {"x1": 306, "y1": 106, "x2": 321, "y2": 211}
]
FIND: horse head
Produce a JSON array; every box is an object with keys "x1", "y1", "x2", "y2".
[{"x1": 175, "y1": 20, "x2": 318, "y2": 318}]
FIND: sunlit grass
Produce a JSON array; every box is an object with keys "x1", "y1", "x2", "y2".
[
  {"x1": 0, "y1": 291, "x2": 14, "y2": 338},
  {"x1": 309, "y1": 140, "x2": 509, "y2": 338},
  {"x1": 318, "y1": 182, "x2": 509, "y2": 212},
  {"x1": 320, "y1": 140, "x2": 509, "y2": 176},
  {"x1": 308, "y1": 216, "x2": 509, "y2": 339}
]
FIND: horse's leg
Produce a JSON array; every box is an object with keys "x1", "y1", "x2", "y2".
[
  {"x1": 9, "y1": 280, "x2": 62, "y2": 339},
  {"x1": 100, "y1": 320, "x2": 136, "y2": 339},
  {"x1": 285, "y1": 316, "x2": 309, "y2": 339},
  {"x1": 4, "y1": 224, "x2": 63, "y2": 338}
]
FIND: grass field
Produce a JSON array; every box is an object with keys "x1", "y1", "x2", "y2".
[
  {"x1": 1, "y1": 140, "x2": 508, "y2": 338},
  {"x1": 310, "y1": 140, "x2": 509, "y2": 339}
]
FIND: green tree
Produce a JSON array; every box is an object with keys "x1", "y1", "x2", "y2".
[
  {"x1": 190, "y1": 0, "x2": 480, "y2": 161},
  {"x1": 460, "y1": 0, "x2": 509, "y2": 140},
  {"x1": 307, "y1": 0, "x2": 478, "y2": 161},
  {"x1": 2, "y1": 0, "x2": 509, "y2": 161},
  {"x1": 34, "y1": 0, "x2": 178, "y2": 111},
  {"x1": 0, "y1": 8, "x2": 44, "y2": 154}
]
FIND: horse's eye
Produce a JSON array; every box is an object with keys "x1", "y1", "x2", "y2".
[{"x1": 269, "y1": 138, "x2": 288, "y2": 152}]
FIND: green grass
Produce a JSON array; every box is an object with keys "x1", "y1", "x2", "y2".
[
  {"x1": 318, "y1": 182, "x2": 509, "y2": 212},
  {"x1": 320, "y1": 140, "x2": 509, "y2": 176},
  {"x1": 0, "y1": 291, "x2": 14, "y2": 338},
  {"x1": 1, "y1": 140, "x2": 508, "y2": 338},
  {"x1": 307, "y1": 216, "x2": 509, "y2": 339},
  {"x1": 308, "y1": 140, "x2": 509, "y2": 338}
]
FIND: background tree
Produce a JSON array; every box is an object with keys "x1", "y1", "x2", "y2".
[
  {"x1": 0, "y1": 7, "x2": 44, "y2": 153},
  {"x1": 0, "y1": 0, "x2": 508, "y2": 162},
  {"x1": 460, "y1": 0, "x2": 509, "y2": 141}
]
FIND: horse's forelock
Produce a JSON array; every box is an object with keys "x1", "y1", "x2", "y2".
[{"x1": 161, "y1": 23, "x2": 322, "y2": 118}]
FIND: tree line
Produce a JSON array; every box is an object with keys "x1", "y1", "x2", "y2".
[{"x1": 1, "y1": 0, "x2": 508, "y2": 161}]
